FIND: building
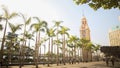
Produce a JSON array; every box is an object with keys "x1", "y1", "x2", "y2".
[
  {"x1": 80, "y1": 16, "x2": 92, "y2": 62},
  {"x1": 109, "y1": 25, "x2": 120, "y2": 46},
  {"x1": 80, "y1": 16, "x2": 90, "y2": 40}
]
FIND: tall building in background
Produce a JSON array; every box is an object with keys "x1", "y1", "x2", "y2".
[
  {"x1": 80, "y1": 16, "x2": 90, "y2": 40},
  {"x1": 80, "y1": 16, "x2": 92, "y2": 62},
  {"x1": 109, "y1": 25, "x2": 120, "y2": 46}
]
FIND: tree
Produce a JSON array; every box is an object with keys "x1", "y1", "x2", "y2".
[
  {"x1": 86, "y1": 42, "x2": 95, "y2": 61},
  {"x1": 53, "y1": 21, "x2": 62, "y2": 66},
  {"x1": 40, "y1": 37, "x2": 48, "y2": 60},
  {"x1": 0, "y1": 6, "x2": 18, "y2": 67},
  {"x1": 76, "y1": 38, "x2": 82, "y2": 63},
  {"x1": 7, "y1": 23, "x2": 22, "y2": 64},
  {"x1": 58, "y1": 26, "x2": 70, "y2": 65},
  {"x1": 46, "y1": 27, "x2": 56, "y2": 66},
  {"x1": 24, "y1": 31, "x2": 34, "y2": 62},
  {"x1": 93, "y1": 44, "x2": 101, "y2": 61},
  {"x1": 73, "y1": 0, "x2": 120, "y2": 10},
  {"x1": 19, "y1": 13, "x2": 31, "y2": 47},
  {"x1": 24, "y1": 31, "x2": 34, "y2": 47},
  {"x1": 67, "y1": 35, "x2": 79, "y2": 64},
  {"x1": 19, "y1": 13, "x2": 31, "y2": 68},
  {"x1": 8, "y1": 23, "x2": 22, "y2": 33},
  {"x1": 30, "y1": 17, "x2": 47, "y2": 68}
]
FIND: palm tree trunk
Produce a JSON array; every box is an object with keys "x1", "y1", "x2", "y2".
[
  {"x1": 74, "y1": 46, "x2": 76, "y2": 64},
  {"x1": 51, "y1": 37, "x2": 53, "y2": 64},
  {"x1": 63, "y1": 34, "x2": 66, "y2": 65},
  {"x1": 56, "y1": 43, "x2": 59, "y2": 66},
  {"x1": 56, "y1": 27, "x2": 59, "y2": 66},
  {"x1": 77, "y1": 48, "x2": 80, "y2": 63},
  {"x1": 44, "y1": 44, "x2": 46, "y2": 60},
  {"x1": 47, "y1": 38, "x2": 50, "y2": 67},
  {"x1": 38, "y1": 31, "x2": 41, "y2": 63},
  {"x1": 35, "y1": 32, "x2": 38, "y2": 68},
  {"x1": 19, "y1": 47, "x2": 22, "y2": 68},
  {"x1": 19, "y1": 23, "x2": 26, "y2": 68},
  {"x1": 8, "y1": 40, "x2": 13, "y2": 64},
  {"x1": 35, "y1": 46, "x2": 38, "y2": 68},
  {"x1": 0, "y1": 19, "x2": 8, "y2": 67},
  {"x1": 96, "y1": 51, "x2": 99, "y2": 61}
]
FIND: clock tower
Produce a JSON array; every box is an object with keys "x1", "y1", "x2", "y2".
[
  {"x1": 80, "y1": 16, "x2": 92, "y2": 62},
  {"x1": 80, "y1": 16, "x2": 90, "y2": 40}
]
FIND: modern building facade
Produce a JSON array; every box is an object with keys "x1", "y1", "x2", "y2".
[
  {"x1": 80, "y1": 16, "x2": 92, "y2": 62},
  {"x1": 109, "y1": 25, "x2": 120, "y2": 46}
]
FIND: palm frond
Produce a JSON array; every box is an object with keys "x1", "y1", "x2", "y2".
[
  {"x1": 2, "y1": 6, "x2": 9, "y2": 18},
  {"x1": 26, "y1": 17, "x2": 31, "y2": 25},
  {"x1": 9, "y1": 12, "x2": 18, "y2": 19},
  {"x1": 53, "y1": 20, "x2": 63, "y2": 27},
  {"x1": 42, "y1": 21, "x2": 48, "y2": 27},
  {"x1": 8, "y1": 23, "x2": 22, "y2": 33},
  {"x1": 30, "y1": 23, "x2": 37, "y2": 30},
  {"x1": 8, "y1": 22, "x2": 15, "y2": 32},
  {"x1": 33, "y1": 17, "x2": 40, "y2": 23},
  {"x1": 0, "y1": 24, "x2": 3, "y2": 30}
]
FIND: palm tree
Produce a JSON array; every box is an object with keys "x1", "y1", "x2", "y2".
[
  {"x1": 93, "y1": 44, "x2": 101, "y2": 61},
  {"x1": 19, "y1": 13, "x2": 31, "y2": 68},
  {"x1": 53, "y1": 39, "x2": 62, "y2": 65},
  {"x1": 76, "y1": 38, "x2": 82, "y2": 62},
  {"x1": 7, "y1": 23, "x2": 22, "y2": 64},
  {"x1": 67, "y1": 35, "x2": 79, "y2": 63},
  {"x1": 53, "y1": 21, "x2": 62, "y2": 66},
  {"x1": 37, "y1": 37, "x2": 48, "y2": 63},
  {"x1": 41, "y1": 37, "x2": 48, "y2": 60},
  {"x1": 19, "y1": 13, "x2": 31, "y2": 46},
  {"x1": 72, "y1": 36, "x2": 79, "y2": 63},
  {"x1": 46, "y1": 27, "x2": 56, "y2": 67},
  {"x1": 58, "y1": 26, "x2": 70, "y2": 65},
  {"x1": 24, "y1": 31, "x2": 34, "y2": 62},
  {"x1": 30, "y1": 17, "x2": 47, "y2": 68},
  {"x1": 86, "y1": 42, "x2": 95, "y2": 61},
  {"x1": 0, "y1": 6, "x2": 18, "y2": 67},
  {"x1": 24, "y1": 31, "x2": 34, "y2": 47},
  {"x1": 80, "y1": 39, "x2": 95, "y2": 62},
  {"x1": 8, "y1": 23, "x2": 22, "y2": 33},
  {"x1": 67, "y1": 42, "x2": 73, "y2": 63}
]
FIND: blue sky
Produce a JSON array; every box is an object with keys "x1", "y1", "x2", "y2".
[{"x1": 0, "y1": 0, "x2": 120, "y2": 45}]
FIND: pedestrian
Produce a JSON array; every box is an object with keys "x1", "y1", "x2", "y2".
[
  {"x1": 105, "y1": 56, "x2": 109, "y2": 66},
  {"x1": 110, "y1": 56, "x2": 115, "y2": 67}
]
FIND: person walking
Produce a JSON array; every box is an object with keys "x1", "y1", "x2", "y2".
[
  {"x1": 110, "y1": 56, "x2": 115, "y2": 67},
  {"x1": 105, "y1": 56, "x2": 109, "y2": 66}
]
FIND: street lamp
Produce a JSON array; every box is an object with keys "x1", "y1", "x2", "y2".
[{"x1": 0, "y1": 17, "x2": 8, "y2": 66}]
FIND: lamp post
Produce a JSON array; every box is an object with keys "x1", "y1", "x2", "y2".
[{"x1": 0, "y1": 17, "x2": 8, "y2": 67}]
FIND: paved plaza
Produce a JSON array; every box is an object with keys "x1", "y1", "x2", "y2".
[{"x1": 5, "y1": 61, "x2": 120, "y2": 68}]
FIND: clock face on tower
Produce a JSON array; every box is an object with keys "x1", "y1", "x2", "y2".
[{"x1": 82, "y1": 30, "x2": 86, "y2": 37}]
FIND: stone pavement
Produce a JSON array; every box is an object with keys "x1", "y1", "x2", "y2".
[{"x1": 3, "y1": 61, "x2": 120, "y2": 68}]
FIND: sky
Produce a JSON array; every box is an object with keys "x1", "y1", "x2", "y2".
[{"x1": 0, "y1": 0, "x2": 120, "y2": 46}]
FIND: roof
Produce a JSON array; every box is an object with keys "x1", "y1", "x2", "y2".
[{"x1": 109, "y1": 25, "x2": 120, "y2": 32}]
